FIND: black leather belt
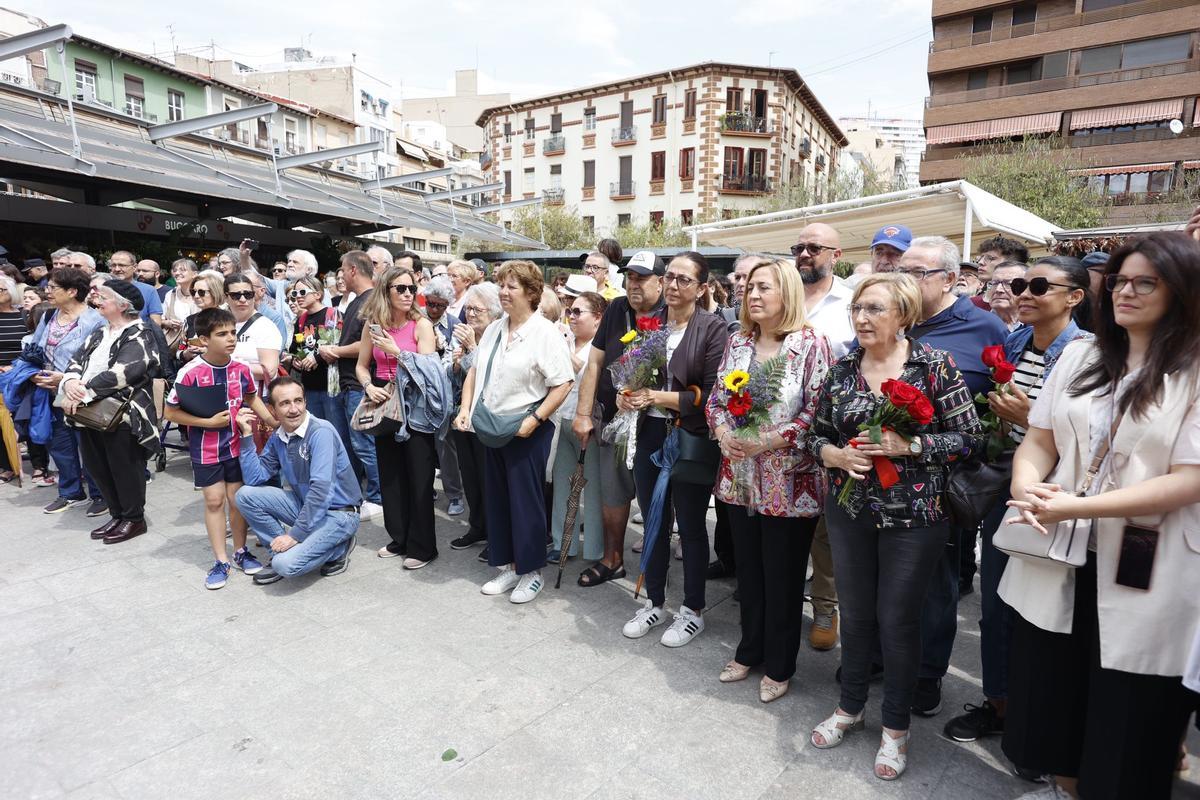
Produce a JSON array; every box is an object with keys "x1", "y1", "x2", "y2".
[{"x1": 330, "y1": 505, "x2": 360, "y2": 513}]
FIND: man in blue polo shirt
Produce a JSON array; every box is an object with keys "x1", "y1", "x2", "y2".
[
  {"x1": 899, "y1": 235, "x2": 1007, "y2": 719},
  {"x1": 106, "y1": 251, "x2": 163, "y2": 325}
]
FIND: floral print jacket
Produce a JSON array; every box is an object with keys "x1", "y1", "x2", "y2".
[
  {"x1": 706, "y1": 328, "x2": 832, "y2": 518},
  {"x1": 805, "y1": 340, "x2": 983, "y2": 528}
]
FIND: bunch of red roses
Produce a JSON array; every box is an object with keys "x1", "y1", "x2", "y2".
[
  {"x1": 836, "y1": 379, "x2": 933, "y2": 508},
  {"x1": 977, "y1": 345, "x2": 1017, "y2": 459}
]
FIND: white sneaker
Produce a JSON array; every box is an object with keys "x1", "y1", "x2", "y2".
[
  {"x1": 509, "y1": 571, "x2": 544, "y2": 604},
  {"x1": 622, "y1": 600, "x2": 666, "y2": 639},
  {"x1": 660, "y1": 605, "x2": 705, "y2": 647},
  {"x1": 481, "y1": 567, "x2": 520, "y2": 596},
  {"x1": 359, "y1": 501, "x2": 383, "y2": 521}
]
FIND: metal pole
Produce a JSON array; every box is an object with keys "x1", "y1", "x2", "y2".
[
  {"x1": 57, "y1": 43, "x2": 82, "y2": 160},
  {"x1": 963, "y1": 196, "x2": 974, "y2": 260},
  {"x1": 267, "y1": 116, "x2": 283, "y2": 196},
  {"x1": 691, "y1": 227, "x2": 698, "y2": 249}
]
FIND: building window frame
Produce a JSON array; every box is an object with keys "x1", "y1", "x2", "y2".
[{"x1": 167, "y1": 89, "x2": 185, "y2": 122}]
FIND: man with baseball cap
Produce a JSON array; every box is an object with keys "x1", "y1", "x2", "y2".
[
  {"x1": 870, "y1": 224, "x2": 911, "y2": 273},
  {"x1": 571, "y1": 250, "x2": 664, "y2": 587},
  {"x1": 23, "y1": 258, "x2": 49, "y2": 289}
]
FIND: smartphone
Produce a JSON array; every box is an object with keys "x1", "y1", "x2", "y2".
[
  {"x1": 243, "y1": 239, "x2": 260, "y2": 252},
  {"x1": 1114, "y1": 525, "x2": 1158, "y2": 590},
  {"x1": 369, "y1": 323, "x2": 383, "y2": 337}
]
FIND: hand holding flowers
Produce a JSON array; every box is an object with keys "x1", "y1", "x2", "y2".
[{"x1": 835, "y1": 378, "x2": 933, "y2": 509}]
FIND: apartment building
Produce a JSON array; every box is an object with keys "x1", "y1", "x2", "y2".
[
  {"x1": 921, "y1": 0, "x2": 1200, "y2": 216},
  {"x1": 476, "y1": 62, "x2": 846, "y2": 233},
  {"x1": 842, "y1": 123, "x2": 906, "y2": 188},
  {"x1": 838, "y1": 116, "x2": 926, "y2": 189}
]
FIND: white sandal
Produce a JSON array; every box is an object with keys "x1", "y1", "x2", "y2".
[
  {"x1": 874, "y1": 730, "x2": 909, "y2": 781},
  {"x1": 810, "y1": 709, "x2": 865, "y2": 749}
]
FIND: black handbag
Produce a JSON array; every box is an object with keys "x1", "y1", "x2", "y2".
[
  {"x1": 671, "y1": 427, "x2": 720, "y2": 485},
  {"x1": 945, "y1": 450, "x2": 1013, "y2": 530}
]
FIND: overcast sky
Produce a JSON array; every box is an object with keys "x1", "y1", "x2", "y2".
[{"x1": 36, "y1": 0, "x2": 933, "y2": 122}]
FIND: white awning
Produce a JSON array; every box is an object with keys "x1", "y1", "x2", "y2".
[
  {"x1": 926, "y1": 112, "x2": 1061, "y2": 145},
  {"x1": 397, "y1": 140, "x2": 428, "y2": 161},
  {"x1": 684, "y1": 180, "x2": 1060, "y2": 264},
  {"x1": 1072, "y1": 162, "x2": 1175, "y2": 176},
  {"x1": 1069, "y1": 99, "x2": 1184, "y2": 130}
]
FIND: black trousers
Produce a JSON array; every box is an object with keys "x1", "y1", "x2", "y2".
[
  {"x1": 729, "y1": 505, "x2": 817, "y2": 681},
  {"x1": 713, "y1": 499, "x2": 736, "y2": 570},
  {"x1": 452, "y1": 428, "x2": 486, "y2": 542},
  {"x1": 374, "y1": 430, "x2": 437, "y2": 561},
  {"x1": 1003, "y1": 553, "x2": 1195, "y2": 800},
  {"x1": 77, "y1": 427, "x2": 147, "y2": 521}
]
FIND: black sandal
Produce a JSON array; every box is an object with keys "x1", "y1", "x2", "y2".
[
  {"x1": 0, "y1": 471, "x2": 15, "y2": 484},
  {"x1": 577, "y1": 562, "x2": 626, "y2": 587}
]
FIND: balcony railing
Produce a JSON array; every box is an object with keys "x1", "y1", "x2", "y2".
[
  {"x1": 543, "y1": 134, "x2": 565, "y2": 155},
  {"x1": 720, "y1": 113, "x2": 771, "y2": 134},
  {"x1": 815, "y1": 154, "x2": 827, "y2": 170},
  {"x1": 543, "y1": 187, "x2": 565, "y2": 204},
  {"x1": 612, "y1": 126, "x2": 637, "y2": 145},
  {"x1": 927, "y1": 58, "x2": 1200, "y2": 108},
  {"x1": 799, "y1": 138, "x2": 812, "y2": 158},
  {"x1": 930, "y1": 0, "x2": 1196, "y2": 53},
  {"x1": 923, "y1": 127, "x2": 1196, "y2": 163},
  {"x1": 610, "y1": 181, "x2": 636, "y2": 198},
  {"x1": 720, "y1": 174, "x2": 772, "y2": 193}
]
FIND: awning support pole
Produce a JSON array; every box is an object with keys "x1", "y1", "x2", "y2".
[
  {"x1": 963, "y1": 196, "x2": 974, "y2": 261},
  {"x1": 56, "y1": 43, "x2": 83, "y2": 162}
]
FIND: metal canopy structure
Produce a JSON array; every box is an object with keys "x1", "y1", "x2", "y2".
[
  {"x1": 685, "y1": 180, "x2": 1060, "y2": 263},
  {"x1": 0, "y1": 85, "x2": 545, "y2": 249}
]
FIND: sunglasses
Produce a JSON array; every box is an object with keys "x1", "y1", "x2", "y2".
[
  {"x1": 227, "y1": 290, "x2": 255, "y2": 301},
  {"x1": 288, "y1": 289, "x2": 312, "y2": 299},
  {"x1": 790, "y1": 242, "x2": 835, "y2": 257},
  {"x1": 565, "y1": 307, "x2": 595, "y2": 318},
  {"x1": 190, "y1": 289, "x2": 210, "y2": 298},
  {"x1": 1106, "y1": 274, "x2": 1160, "y2": 295},
  {"x1": 389, "y1": 283, "x2": 416, "y2": 295},
  {"x1": 1010, "y1": 277, "x2": 1075, "y2": 296}
]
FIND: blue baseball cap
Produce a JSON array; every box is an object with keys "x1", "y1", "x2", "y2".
[
  {"x1": 1080, "y1": 251, "x2": 1109, "y2": 268},
  {"x1": 871, "y1": 224, "x2": 912, "y2": 252}
]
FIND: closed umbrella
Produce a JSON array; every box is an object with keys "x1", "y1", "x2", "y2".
[
  {"x1": 634, "y1": 427, "x2": 680, "y2": 599},
  {"x1": 554, "y1": 449, "x2": 588, "y2": 589},
  {"x1": 0, "y1": 403, "x2": 22, "y2": 488}
]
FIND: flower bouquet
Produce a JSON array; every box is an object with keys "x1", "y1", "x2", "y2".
[
  {"x1": 715, "y1": 354, "x2": 787, "y2": 499},
  {"x1": 975, "y1": 345, "x2": 1015, "y2": 460},
  {"x1": 292, "y1": 310, "x2": 342, "y2": 395},
  {"x1": 601, "y1": 316, "x2": 670, "y2": 469},
  {"x1": 837, "y1": 378, "x2": 933, "y2": 508}
]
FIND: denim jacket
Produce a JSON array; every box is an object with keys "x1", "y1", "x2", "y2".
[
  {"x1": 1003, "y1": 320, "x2": 1092, "y2": 374},
  {"x1": 32, "y1": 308, "x2": 103, "y2": 372},
  {"x1": 394, "y1": 350, "x2": 453, "y2": 442}
]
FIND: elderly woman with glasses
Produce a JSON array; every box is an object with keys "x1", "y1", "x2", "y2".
[
  {"x1": 59, "y1": 279, "x2": 161, "y2": 543},
  {"x1": 282, "y1": 275, "x2": 338, "y2": 422}
]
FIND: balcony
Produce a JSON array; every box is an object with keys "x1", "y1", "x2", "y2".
[
  {"x1": 927, "y1": 58, "x2": 1200, "y2": 108},
  {"x1": 815, "y1": 154, "x2": 827, "y2": 171},
  {"x1": 124, "y1": 103, "x2": 157, "y2": 122},
  {"x1": 612, "y1": 126, "x2": 637, "y2": 146},
  {"x1": 543, "y1": 135, "x2": 565, "y2": 155},
  {"x1": 610, "y1": 181, "x2": 636, "y2": 199},
  {"x1": 930, "y1": 0, "x2": 1195, "y2": 53},
  {"x1": 720, "y1": 113, "x2": 772, "y2": 136},
  {"x1": 799, "y1": 137, "x2": 812, "y2": 158},
  {"x1": 719, "y1": 174, "x2": 772, "y2": 194},
  {"x1": 543, "y1": 187, "x2": 565, "y2": 205}
]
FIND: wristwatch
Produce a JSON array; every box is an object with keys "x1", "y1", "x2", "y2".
[
  {"x1": 531, "y1": 412, "x2": 544, "y2": 425},
  {"x1": 908, "y1": 436, "x2": 923, "y2": 456}
]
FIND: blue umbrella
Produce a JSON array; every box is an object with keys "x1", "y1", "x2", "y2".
[{"x1": 634, "y1": 426, "x2": 680, "y2": 599}]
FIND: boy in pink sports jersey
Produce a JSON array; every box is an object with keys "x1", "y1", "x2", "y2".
[{"x1": 165, "y1": 308, "x2": 264, "y2": 589}]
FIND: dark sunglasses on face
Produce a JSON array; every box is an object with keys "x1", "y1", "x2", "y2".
[
  {"x1": 227, "y1": 290, "x2": 255, "y2": 301},
  {"x1": 565, "y1": 307, "x2": 594, "y2": 318},
  {"x1": 389, "y1": 283, "x2": 416, "y2": 295},
  {"x1": 191, "y1": 289, "x2": 210, "y2": 298},
  {"x1": 1010, "y1": 277, "x2": 1075, "y2": 297},
  {"x1": 1106, "y1": 274, "x2": 1160, "y2": 295},
  {"x1": 790, "y1": 242, "x2": 835, "y2": 257}
]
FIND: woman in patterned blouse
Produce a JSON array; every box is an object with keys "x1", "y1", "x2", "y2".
[
  {"x1": 706, "y1": 257, "x2": 832, "y2": 703},
  {"x1": 806, "y1": 274, "x2": 982, "y2": 781}
]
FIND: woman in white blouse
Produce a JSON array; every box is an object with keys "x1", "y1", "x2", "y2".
[{"x1": 454, "y1": 260, "x2": 574, "y2": 605}]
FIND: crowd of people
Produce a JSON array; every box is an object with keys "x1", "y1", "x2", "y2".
[{"x1": 2, "y1": 209, "x2": 1200, "y2": 797}]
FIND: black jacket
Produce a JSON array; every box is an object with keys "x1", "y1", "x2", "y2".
[{"x1": 652, "y1": 306, "x2": 729, "y2": 437}]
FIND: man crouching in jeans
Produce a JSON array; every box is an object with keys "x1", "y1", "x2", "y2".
[{"x1": 235, "y1": 375, "x2": 361, "y2": 585}]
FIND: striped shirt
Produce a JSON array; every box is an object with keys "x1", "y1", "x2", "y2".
[
  {"x1": 1009, "y1": 345, "x2": 1046, "y2": 444},
  {"x1": 0, "y1": 310, "x2": 26, "y2": 366},
  {"x1": 167, "y1": 357, "x2": 257, "y2": 465}
]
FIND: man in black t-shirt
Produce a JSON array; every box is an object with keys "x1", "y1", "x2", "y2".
[
  {"x1": 316, "y1": 250, "x2": 381, "y2": 513},
  {"x1": 571, "y1": 251, "x2": 665, "y2": 587}
]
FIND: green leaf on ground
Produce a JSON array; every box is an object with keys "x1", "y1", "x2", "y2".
[{"x1": 441, "y1": 749, "x2": 458, "y2": 762}]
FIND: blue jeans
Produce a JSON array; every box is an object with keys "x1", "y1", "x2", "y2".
[
  {"x1": 979, "y1": 493, "x2": 1014, "y2": 700},
  {"x1": 48, "y1": 413, "x2": 100, "y2": 501},
  {"x1": 331, "y1": 387, "x2": 381, "y2": 504},
  {"x1": 234, "y1": 485, "x2": 359, "y2": 578},
  {"x1": 304, "y1": 388, "x2": 336, "y2": 423}
]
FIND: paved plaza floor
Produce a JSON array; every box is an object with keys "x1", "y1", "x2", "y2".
[{"x1": 3, "y1": 458, "x2": 1199, "y2": 800}]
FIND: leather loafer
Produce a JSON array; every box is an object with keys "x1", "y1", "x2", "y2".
[
  {"x1": 90, "y1": 518, "x2": 121, "y2": 540},
  {"x1": 103, "y1": 519, "x2": 147, "y2": 545}
]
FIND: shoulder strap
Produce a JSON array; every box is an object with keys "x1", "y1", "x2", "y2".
[
  {"x1": 481, "y1": 327, "x2": 504, "y2": 385},
  {"x1": 1078, "y1": 412, "x2": 1123, "y2": 495},
  {"x1": 237, "y1": 312, "x2": 262, "y2": 339}
]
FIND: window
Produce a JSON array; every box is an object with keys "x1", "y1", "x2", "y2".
[
  {"x1": 285, "y1": 119, "x2": 297, "y2": 152},
  {"x1": 503, "y1": 121, "x2": 512, "y2": 143},
  {"x1": 679, "y1": 147, "x2": 695, "y2": 179},
  {"x1": 972, "y1": 12, "x2": 992, "y2": 33},
  {"x1": 583, "y1": 216, "x2": 594, "y2": 232},
  {"x1": 74, "y1": 61, "x2": 97, "y2": 96},
  {"x1": 1082, "y1": 0, "x2": 1137, "y2": 9},
  {"x1": 748, "y1": 148, "x2": 767, "y2": 177},
  {"x1": 649, "y1": 211, "x2": 664, "y2": 227},
  {"x1": 684, "y1": 88, "x2": 696, "y2": 120},
  {"x1": 550, "y1": 164, "x2": 562, "y2": 189},
  {"x1": 617, "y1": 213, "x2": 631, "y2": 227},
  {"x1": 123, "y1": 76, "x2": 145, "y2": 117},
  {"x1": 652, "y1": 95, "x2": 667, "y2": 124},
  {"x1": 583, "y1": 160, "x2": 595, "y2": 188},
  {"x1": 1011, "y1": 2, "x2": 1037, "y2": 26},
  {"x1": 1079, "y1": 45, "x2": 1121, "y2": 74},
  {"x1": 1121, "y1": 34, "x2": 1191, "y2": 69},
  {"x1": 430, "y1": 243, "x2": 449, "y2": 254},
  {"x1": 1041, "y1": 51, "x2": 1069, "y2": 79},
  {"x1": 550, "y1": 112, "x2": 562, "y2": 133},
  {"x1": 723, "y1": 146, "x2": 744, "y2": 178},
  {"x1": 584, "y1": 108, "x2": 596, "y2": 131},
  {"x1": 167, "y1": 90, "x2": 185, "y2": 122},
  {"x1": 619, "y1": 100, "x2": 633, "y2": 129},
  {"x1": 650, "y1": 151, "x2": 666, "y2": 181},
  {"x1": 403, "y1": 237, "x2": 426, "y2": 251},
  {"x1": 315, "y1": 124, "x2": 327, "y2": 149},
  {"x1": 524, "y1": 118, "x2": 535, "y2": 140},
  {"x1": 680, "y1": 209, "x2": 693, "y2": 225},
  {"x1": 726, "y1": 87, "x2": 743, "y2": 113},
  {"x1": 967, "y1": 69, "x2": 989, "y2": 90},
  {"x1": 1005, "y1": 59, "x2": 1040, "y2": 84},
  {"x1": 503, "y1": 170, "x2": 512, "y2": 196},
  {"x1": 523, "y1": 167, "x2": 534, "y2": 192}
]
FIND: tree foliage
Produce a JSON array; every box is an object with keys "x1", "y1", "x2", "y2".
[
  {"x1": 612, "y1": 219, "x2": 691, "y2": 249},
  {"x1": 962, "y1": 136, "x2": 1108, "y2": 229}
]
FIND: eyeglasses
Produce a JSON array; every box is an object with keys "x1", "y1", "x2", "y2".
[
  {"x1": 389, "y1": 283, "x2": 417, "y2": 295},
  {"x1": 190, "y1": 289, "x2": 210, "y2": 298},
  {"x1": 1010, "y1": 277, "x2": 1075, "y2": 297},
  {"x1": 288, "y1": 289, "x2": 312, "y2": 299},
  {"x1": 425, "y1": 301, "x2": 448, "y2": 310},
  {"x1": 465, "y1": 305, "x2": 487, "y2": 316},
  {"x1": 849, "y1": 303, "x2": 895, "y2": 319},
  {"x1": 272, "y1": 268, "x2": 287, "y2": 275},
  {"x1": 1106, "y1": 274, "x2": 1160, "y2": 295},
  {"x1": 985, "y1": 279, "x2": 1015, "y2": 290},
  {"x1": 431, "y1": 271, "x2": 448, "y2": 279},
  {"x1": 663, "y1": 272, "x2": 698, "y2": 288},
  {"x1": 227, "y1": 290, "x2": 255, "y2": 301},
  {"x1": 790, "y1": 242, "x2": 836, "y2": 257},
  {"x1": 565, "y1": 307, "x2": 596, "y2": 318},
  {"x1": 46, "y1": 283, "x2": 62, "y2": 291},
  {"x1": 897, "y1": 268, "x2": 946, "y2": 280},
  {"x1": 584, "y1": 265, "x2": 606, "y2": 274}
]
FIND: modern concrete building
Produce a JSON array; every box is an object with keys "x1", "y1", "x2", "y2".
[
  {"x1": 839, "y1": 116, "x2": 926, "y2": 189},
  {"x1": 402, "y1": 69, "x2": 509, "y2": 156},
  {"x1": 920, "y1": 0, "x2": 1200, "y2": 217},
  {"x1": 841, "y1": 122, "x2": 906, "y2": 189},
  {"x1": 476, "y1": 61, "x2": 846, "y2": 235}
]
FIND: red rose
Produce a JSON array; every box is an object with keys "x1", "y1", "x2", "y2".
[
  {"x1": 908, "y1": 395, "x2": 935, "y2": 425},
  {"x1": 981, "y1": 345, "x2": 1007, "y2": 369},
  {"x1": 636, "y1": 316, "x2": 661, "y2": 332},
  {"x1": 992, "y1": 360, "x2": 1017, "y2": 384},
  {"x1": 728, "y1": 392, "x2": 753, "y2": 417},
  {"x1": 881, "y1": 379, "x2": 921, "y2": 407}
]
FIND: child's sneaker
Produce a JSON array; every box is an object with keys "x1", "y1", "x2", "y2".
[
  {"x1": 206, "y1": 561, "x2": 231, "y2": 590},
  {"x1": 232, "y1": 547, "x2": 263, "y2": 575}
]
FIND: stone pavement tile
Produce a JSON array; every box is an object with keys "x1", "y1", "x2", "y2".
[
  {"x1": 505, "y1": 615, "x2": 638, "y2": 688},
  {"x1": 5, "y1": 544, "x2": 101, "y2": 586},
  {"x1": 30, "y1": 612, "x2": 171, "y2": 680},
  {"x1": 0, "y1": 755, "x2": 65, "y2": 800},
  {"x1": 0, "y1": 578, "x2": 59, "y2": 618},
  {"x1": 63, "y1": 779, "x2": 122, "y2": 799},
  {"x1": 583, "y1": 765, "x2": 698, "y2": 800},
  {"x1": 259, "y1": 621, "x2": 402, "y2": 686},
  {"x1": 0, "y1": 595, "x2": 107, "y2": 651},
  {"x1": 34, "y1": 558, "x2": 152, "y2": 604},
  {"x1": 107, "y1": 723, "x2": 292, "y2": 800},
  {"x1": 0, "y1": 666, "x2": 124, "y2": 743},
  {"x1": 80, "y1": 569, "x2": 198, "y2": 618},
  {"x1": 429, "y1": 603, "x2": 555, "y2": 671},
  {"x1": 149, "y1": 654, "x2": 294, "y2": 735}
]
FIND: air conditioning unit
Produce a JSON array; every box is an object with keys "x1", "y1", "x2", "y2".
[
  {"x1": 75, "y1": 85, "x2": 96, "y2": 104},
  {"x1": 274, "y1": 145, "x2": 282, "y2": 155}
]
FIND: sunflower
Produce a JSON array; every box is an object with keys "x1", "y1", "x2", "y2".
[
  {"x1": 620, "y1": 329, "x2": 638, "y2": 345},
  {"x1": 723, "y1": 369, "x2": 750, "y2": 393}
]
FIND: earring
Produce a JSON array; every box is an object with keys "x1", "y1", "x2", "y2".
[{"x1": 896, "y1": 327, "x2": 906, "y2": 342}]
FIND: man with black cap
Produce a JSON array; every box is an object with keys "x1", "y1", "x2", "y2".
[
  {"x1": 22, "y1": 258, "x2": 48, "y2": 290},
  {"x1": 571, "y1": 250, "x2": 665, "y2": 587}
]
